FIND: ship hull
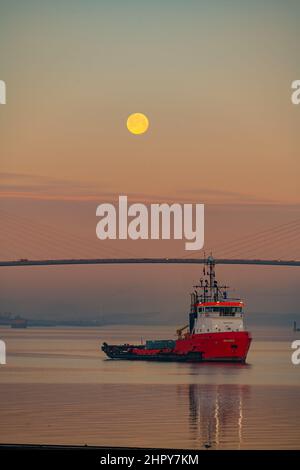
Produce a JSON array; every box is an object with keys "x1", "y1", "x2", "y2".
[{"x1": 102, "y1": 331, "x2": 251, "y2": 363}]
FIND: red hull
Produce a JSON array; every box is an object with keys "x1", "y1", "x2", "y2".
[
  {"x1": 174, "y1": 331, "x2": 252, "y2": 362},
  {"x1": 103, "y1": 331, "x2": 252, "y2": 363}
]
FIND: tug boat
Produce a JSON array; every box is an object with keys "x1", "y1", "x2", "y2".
[{"x1": 102, "y1": 256, "x2": 252, "y2": 363}]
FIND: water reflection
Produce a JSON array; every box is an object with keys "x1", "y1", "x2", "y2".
[{"x1": 187, "y1": 383, "x2": 251, "y2": 449}]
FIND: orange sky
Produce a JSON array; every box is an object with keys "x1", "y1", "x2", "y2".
[
  {"x1": 0, "y1": 1, "x2": 299, "y2": 322},
  {"x1": 0, "y1": 1, "x2": 299, "y2": 205}
]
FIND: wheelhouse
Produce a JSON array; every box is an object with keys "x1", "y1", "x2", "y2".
[
  {"x1": 187, "y1": 257, "x2": 246, "y2": 334},
  {"x1": 196, "y1": 302, "x2": 244, "y2": 317}
]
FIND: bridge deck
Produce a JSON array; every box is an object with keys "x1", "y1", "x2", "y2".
[{"x1": 0, "y1": 258, "x2": 299, "y2": 267}]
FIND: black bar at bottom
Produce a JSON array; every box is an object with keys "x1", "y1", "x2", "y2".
[{"x1": 0, "y1": 445, "x2": 298, "y2": 466}]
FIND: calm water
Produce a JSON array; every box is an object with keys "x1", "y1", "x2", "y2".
[{"x1": 0, "y1": 325, "x2": 300, "y2": 449}]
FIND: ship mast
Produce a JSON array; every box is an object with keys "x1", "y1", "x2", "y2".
[
  {"x1": 192, "y1": 255, "x2": 229, "y2": 304},
  {"x1": 208, "y1": 255, "x2": 215, "y2": 299}
]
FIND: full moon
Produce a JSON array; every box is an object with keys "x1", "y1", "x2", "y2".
[{"x1": 127, "y1": 113, "x2": 149, "y2": 135}]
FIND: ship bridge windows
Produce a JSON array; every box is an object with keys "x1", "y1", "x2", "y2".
[
  {"x1": 219, "y1": 307, "x2": 242, "y2": 316},
  {"x1": 201, "y1": 306, "x2": 242, "y2": 316},
  {"x1": 234, "y1": 307, "x2": 242, "y2": 313}
]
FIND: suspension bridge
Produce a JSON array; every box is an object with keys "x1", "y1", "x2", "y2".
[
  {"x1": 0, "y1": 258, "x2": 299, "y2": 267},
  {"x1": 0, "y1": 208, "x2": 299, "y2": 268}
]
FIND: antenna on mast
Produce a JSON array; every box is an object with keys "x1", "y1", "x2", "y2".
[{"x1": 203, "y1": 250, "x2": 206, "y2": 276}]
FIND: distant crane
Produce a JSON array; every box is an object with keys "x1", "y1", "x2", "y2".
[
  {"x1": 293, "y1": 321, "x2": 300, "y2": 332},
  {"x1": 176, "y1": 324, "x2": 189, "y2": 340}
]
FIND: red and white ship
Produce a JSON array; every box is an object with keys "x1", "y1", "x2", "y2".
[{"x1": 102, "y1": 256, "x2": 252, "y2": 363}]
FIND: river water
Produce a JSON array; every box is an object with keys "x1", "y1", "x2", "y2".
[{"x1": 0, "y1": 325, "x2": 299, "y2": 449}]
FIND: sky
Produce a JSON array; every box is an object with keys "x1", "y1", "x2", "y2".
[{"x1": 0, "y1": 1, "x2": 299, "y2": 324}]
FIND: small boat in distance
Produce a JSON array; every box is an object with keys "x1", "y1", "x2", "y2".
[
  {"x1": 11, "y1": 315, "x2": 28, "y2": 329},
  {"x1": 101, "y1": 256, "x2": 252, "y2": 363}
]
